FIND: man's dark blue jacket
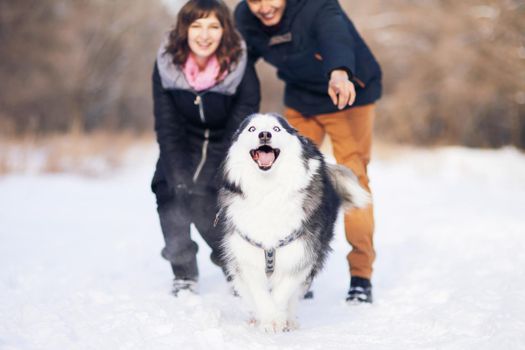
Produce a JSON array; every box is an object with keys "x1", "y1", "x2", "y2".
[{"x1": 235, "y1": 0, "x2": 382, "y2": 116}]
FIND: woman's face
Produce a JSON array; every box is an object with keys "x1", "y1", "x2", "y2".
[
  {"x1": 187, "y1": 13, "x2": 223, "y2": 63},
  {"x1": 246, "y1": 0, "x2": 286, "y2": 27}
]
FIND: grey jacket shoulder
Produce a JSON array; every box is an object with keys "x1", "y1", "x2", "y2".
[{"x1": 156, "y1": 33, "x2": 248, "y2": 96}]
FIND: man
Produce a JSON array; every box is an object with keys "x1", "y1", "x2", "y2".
[{"x1": 235, "y1": 0, "x2": 382, "y2": 303}]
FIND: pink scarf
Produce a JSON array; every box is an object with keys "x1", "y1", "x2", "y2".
[{"x1": 183, "y1": 54, "x2": 225, "y2": 91}]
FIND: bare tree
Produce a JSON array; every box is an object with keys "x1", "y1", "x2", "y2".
[
  {"x1": 348, "y1": 0, "x2": 525, "y2": 147},
  {"x1": 0, "y1": 0, "x2": 172, "y2": 134}
]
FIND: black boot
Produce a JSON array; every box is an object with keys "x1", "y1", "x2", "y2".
[
  {"x1": 170, "y1": 263, "x2": 198, "y2": 297},
  {"x1": 172, "y1": 278, "x2": 198, "y2": 296},
  {"x1": 346, "y1": 276, "x2": 373, "y2": 303}
]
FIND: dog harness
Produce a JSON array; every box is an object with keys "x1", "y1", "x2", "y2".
[
  {"x1": 235, "y1": 230, "x2": 304, "y2": 277},
  {"x1": 214, "y1": 209, "x2": 304, "y2": 277}
]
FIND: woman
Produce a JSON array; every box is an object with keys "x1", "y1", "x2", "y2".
[
  {"x1": 235, "y1": 0, "x2": 381, "y2": 303},
  {"x1": 151, "y1": 0, "x2": 260, "y2": 296}
]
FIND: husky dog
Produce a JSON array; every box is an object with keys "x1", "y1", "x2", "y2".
[{"x1": 217, "y1": 113, "x2": 370, "y2": 332}]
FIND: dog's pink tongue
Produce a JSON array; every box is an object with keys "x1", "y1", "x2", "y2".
[{"x1": 257, "y1": 150, "x2": 275, "y2": 166}]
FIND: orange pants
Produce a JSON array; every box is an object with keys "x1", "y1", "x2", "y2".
[{"x1": 285, "y1": 105, "x2": 376, "y2": 279}]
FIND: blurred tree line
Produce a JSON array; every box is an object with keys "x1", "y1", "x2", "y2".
[
  {"x1": 0, "y1": 0, "x2": 169, "y2": 134},
  {"x1": 354, "y1": 0, "x2": 525, "y2": 148},
  {"x1": 0, "y1": 0, "x2": 524, "y2": 148}
]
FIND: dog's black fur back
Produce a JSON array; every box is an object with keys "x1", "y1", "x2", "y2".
[{"x1": 295, "y1": 133, "x2": 339, "y2": 278}]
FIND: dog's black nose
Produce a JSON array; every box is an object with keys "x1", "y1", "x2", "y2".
[{"x1": 258, "y1": 131, "x2": 272, "y2": 142}]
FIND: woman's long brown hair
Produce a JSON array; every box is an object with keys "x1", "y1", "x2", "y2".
[{"x1": 165, "y1": 0, "x2": 242, "y2": 80}]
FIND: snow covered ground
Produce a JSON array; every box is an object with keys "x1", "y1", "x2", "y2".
[{"x1": 1, "y1": 145, "x2": 524, "y2": 350}]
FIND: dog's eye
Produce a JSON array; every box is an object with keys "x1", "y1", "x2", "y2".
[
  {"x1": 273, "y1": 126, "x2": 281, "y2": 132},
  {"x1": 248, "y1": 126, "x2": 256, "y2": 132}
]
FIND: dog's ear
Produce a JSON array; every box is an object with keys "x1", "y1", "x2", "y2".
[
  {"x1": 266, "y1": 113, "x2": 299, "y2": 135},
  {"x1": 231, "y1": 113, "x2": 257, "y2": 142}
]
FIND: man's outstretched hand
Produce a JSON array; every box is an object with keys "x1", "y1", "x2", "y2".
[{"x1": 328, "y1": 69, "x2": 356, "y2": 110}]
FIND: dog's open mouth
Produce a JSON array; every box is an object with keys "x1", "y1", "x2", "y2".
[{"x1": 250, "y1": 145, "x2": 281, "y2": 171}]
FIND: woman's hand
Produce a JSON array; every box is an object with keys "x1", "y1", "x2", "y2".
[{"x1": 328, "y1": 69, "x2": 356, "y2": 110}]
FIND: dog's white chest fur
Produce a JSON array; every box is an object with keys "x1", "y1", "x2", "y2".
[
  {"x1": 229, "y1": 182, "x2": 305, "y2": 248},
  {"x1": 224, "y1": 154, "x2": 321, "y2": 287},
  {"x1": 226, "y1": 177, "x2": 309, "y2": 275}
]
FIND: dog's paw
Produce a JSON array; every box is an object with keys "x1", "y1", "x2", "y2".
[
  {"x1": 286, "y1": 319, "x2": 299, "y2": 331},
  {"x1": 259, "y1": 317, "x2": 290, "y2": 333}
]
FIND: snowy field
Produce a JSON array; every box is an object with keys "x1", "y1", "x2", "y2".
[{"x1": 1, "y1": 145, "x2": 524, "y2": 350}]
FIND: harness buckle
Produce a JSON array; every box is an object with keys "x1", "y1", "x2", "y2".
[{"x1": 265, "y1": 248, "x2": 275, "y2": 277}]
